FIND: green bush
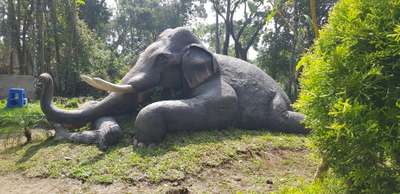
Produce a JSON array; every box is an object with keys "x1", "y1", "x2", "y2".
[
  {"x1": 295, "y1": 0, "x2": 400, "y2": 193},
  {"x1": 0, "y1": 100, "x2": 45, "y2": 135}
]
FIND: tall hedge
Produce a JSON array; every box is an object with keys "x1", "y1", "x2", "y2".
[{"x1": 295, "y1": 0, "x2": 400, "y2": 193}]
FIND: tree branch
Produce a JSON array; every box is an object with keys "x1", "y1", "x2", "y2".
[
  {"x1": 236, "y1": 13, "x2": 258, "y2": 40},
  {"x1": 244, "y1": 22, "x2": 264, "y2": 51},
  {"x1": 211, "y1": 0, "x2": 226, "y2": 21}
]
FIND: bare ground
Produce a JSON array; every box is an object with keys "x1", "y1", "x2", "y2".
[
  {"x1": 0, "y1": 129, "x2": 317, "y2": 193},
  {"x1": 0, "y1": 149, "x2": 315, "y2": 193}
]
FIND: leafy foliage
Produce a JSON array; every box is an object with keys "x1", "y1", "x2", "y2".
[
  {"x1": 295, "y1": 0, "x2": 400, "y2": 192},
  {"x1": 0, "y1": 100, "x2": 44, "y2": 134},
  {"x1": 79, "y1": 0, "x2": 111, "y2": 38},
  {"x1": 257, "y1": 0, "x2": 336, "y2": 100},
  {"x1": 0, "y1": 98, "x2": 92, "y2": 136},
  {"x1": 0, "y1": 0, "x2": 118, "y2": 96},
  {"x1": 110, "y1": 0, "x2": 205, "y2": 62}
]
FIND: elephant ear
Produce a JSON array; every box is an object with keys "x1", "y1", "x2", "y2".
[{"x1": 181, "y1": 44, "x2": 219, "y2": 88}]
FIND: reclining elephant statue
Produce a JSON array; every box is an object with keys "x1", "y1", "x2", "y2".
[{"x1": 39, "y1": 27, "x2": 307, "y2": 149}]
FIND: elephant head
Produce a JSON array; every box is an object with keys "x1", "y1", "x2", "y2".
[
  {"x1": 39, "y1": 27, "x2": 219, "y2": 125},
  {"x1": 105, "y1": 27, "x2": 219, "y2": 93}
]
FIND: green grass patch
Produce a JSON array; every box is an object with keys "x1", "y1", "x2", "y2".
[
  {"x1": 0, "y1": 100, "x2": 44, "y2": 134},
  {"x1": 275, "y1": 175, "x2": 347, "y2": 194},
  {"x1": 0, "y1": 127, "x2": 311, "y2": 185},
  {"x1": 0, "y1": 98, "x2": 94, "y2": 135}
]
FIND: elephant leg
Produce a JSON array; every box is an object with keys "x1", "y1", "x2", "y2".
[
  {"x1": 93, "y1": 117, "x2": 123, "y2": 150},
  {"x1": 134, "y1": 78, "x2": 238, "y2": 145},
  {"x1": 271, "y1": 93, "x2": 308, "y2": 134},
  {"x1": 53, "y1": 123, "x2": 97, "y2": 143},
  {"x1": 54, "y1": 116, "x2": 122, "y2": 150},
  {"x1": 282, "y1": 111, "x2": 309, "y2": 134}
]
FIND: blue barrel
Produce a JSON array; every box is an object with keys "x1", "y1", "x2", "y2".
[{"x1": 6, "y1": 88, "x2": 28, "y2": 108}]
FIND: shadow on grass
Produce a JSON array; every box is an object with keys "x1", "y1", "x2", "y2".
[
  {"x1": 15, "y1": 138, "x2": 67, "y2": 164},
  {"x1": 130, "y1": 128, "x2": 307, "y2": 157},
  {"x1": 0, "y1": 135, "x2": 70, "y2": 164},
  {"x1": 78, "y1": 151, "x2": 107, "y2": 167},
  {"x1": 2, "y1": 124, "x2": 306, "y2": 165}
]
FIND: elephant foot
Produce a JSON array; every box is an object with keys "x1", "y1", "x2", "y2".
[
  {"x1": 132, "y1": 138, "x2": 157, "y2": 148},
  {"x1": 51, "y1": 117, "x2": 123, "y2": 150},
  {"x1": 52, "y1": 122, "x2": 98, "y2": 144},
  {"x1": 94, "y1": 117, "x2": 123, "y2": 150},
  {"x1": 53, "y1": 123, "x2": 71, "y2": 141},
  {"x1": 283, "y1": 111, "x2": 309, "y2": 134}
]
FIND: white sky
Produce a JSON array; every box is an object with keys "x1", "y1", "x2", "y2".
[{"x1": 104, "y1": 0, "x2": 258, "y2": 60}]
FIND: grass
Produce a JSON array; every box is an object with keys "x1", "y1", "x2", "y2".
[
  {"x1": 0, "y1": 128, "x2": 312, "y2": 183},
  {"x1": 0, "y1": 97, "x2": 93, "y2": 135},
  {"x1": 0, "y1": 100, "x2": 44, "y2": 134},
  {"x1": 0, "y1": 100, "x2": 326, "y2": 192},
  {"x1": 276, "y1": 175, "x2": 347, "y2": 194}
]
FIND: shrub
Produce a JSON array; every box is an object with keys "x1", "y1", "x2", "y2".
[
  {"x1": 295, "y1": 0, "x2": 400, "y2": 193},
  {"x1": 0, "y1": 100, "x2": 45, "y2": 142},
  {"x1": 0, "y1": 100, "x2": 45, "y2": 131}
]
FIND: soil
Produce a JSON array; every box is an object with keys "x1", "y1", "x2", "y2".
[
  {"x1": 0, "y1": 148, "x2": 315, "y2": 194},
  {"x1": 0, "y1": 129, "x2": 316, "y2": 193}
]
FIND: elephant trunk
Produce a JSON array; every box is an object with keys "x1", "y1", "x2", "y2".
[{"x1": 39, "y1": 73, "x2": 137, "y2": 125}]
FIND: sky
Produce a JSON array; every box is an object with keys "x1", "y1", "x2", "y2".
[{"x1": 104, "y1": 0, "x2": 258, "y2": 60}]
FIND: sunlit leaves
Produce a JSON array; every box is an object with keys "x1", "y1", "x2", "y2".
[
  {"x1": 388, "y1": 25, "x2": 400, "y2": 42},
  {"x1": 295, "y1": 0, "x2": 400, "y2": 192},
  {"x1": 75, "y1": 0, "x2": 86, "y2": 7}
]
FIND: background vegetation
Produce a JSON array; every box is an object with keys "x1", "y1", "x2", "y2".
[
  {"x1": 0, "y1": 0, "x2": 335, "y2": 99},
  {"x1": 295, "y1": 0, "x2": 400, "y2": 192}
]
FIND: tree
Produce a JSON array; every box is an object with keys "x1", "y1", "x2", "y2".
[
  {"x1": 110, "y1": 0, "x2": 205, "y2": 65},
  {"x1": 210, "y1": 0, "x2": 274, "y2": 61},
  {"x1": 229, "y1": 0, "x2": 271, "y2": 61},
  {"x1": 0, "y1": 0, "x2": 119, "y2": 96},
  {"x1": 35, "y1": 0, "x2": 45, "y2": 74},
  {"x1": 79, "y1": 0, "x2": 111, "y2": 38},
  {"x1": 257, "y1": 0, "x2": 336, "y2": 100},
  {"x1": 213, "y1": 3, "x2": 221, "y2": 54}
]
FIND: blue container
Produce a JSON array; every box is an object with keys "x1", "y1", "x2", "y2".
[{"x1": 6, "y1": 88, "x2": 28, "y2": 108}]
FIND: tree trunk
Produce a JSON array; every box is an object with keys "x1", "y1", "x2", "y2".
[
  {"x1": 310, "y1": 0, "x2": 319, "y2": 38},
  {"x1": 63, "y1": 0, "x2": 81, "y2": 96},
  {"x1": 35, "y1": 0, "x2": 44, "y2": 76},
  {"x1": 49, "y1": 0, "x2": 61, "y2": 74},
  {"x1": 7, "y1": 0, "x2": 17, "y2": 74},
  {"x1": 15, "y1": 0, "x2": 25, "y2": 75},
  {"x1": 222, "y1": 0, "x2": 231, "y2": 55},
  {"x1": 215, "y1": 11, "x2": 221, "y2": 54},
  {"x1": 20, "y1": 0, "x2": 33, "y2": 75},
  {"x1": 288, "y1": 1, "x2": 300, "y2": 101},
  {"x1": 240, "y1": 48, "x2": 248, "y2": 61},
  {"x1": 234, "y1": 41, "x2": 246, "y2": 60}
]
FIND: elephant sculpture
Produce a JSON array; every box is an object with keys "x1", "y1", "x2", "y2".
[{"x1": 39, "y1": 27, "x2": 307, "y2": 149}]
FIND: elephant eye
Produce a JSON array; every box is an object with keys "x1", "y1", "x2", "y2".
[{"x1": 156, "y1": 53, "x2": 170, "y2": 64}]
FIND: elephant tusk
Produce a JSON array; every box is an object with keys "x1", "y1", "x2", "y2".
[
  {"x1": 81, "y1": 75, "x2": 108, "y2": 92},
  {"x1": 80, "y1": 75, "x2": 134, "y2": 93},
  {"x1": 92, "y1": 77, "x2": 135, "y2": 93},
  {"x1": 81, "y1": 75, "x2": 100, "y2": 88}
]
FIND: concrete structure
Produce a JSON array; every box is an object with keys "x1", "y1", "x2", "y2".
[{"x1": 0, "y1": 75, "x2": 36, "y2": 100}]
